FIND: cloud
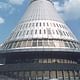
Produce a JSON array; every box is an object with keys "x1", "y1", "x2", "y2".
[
  {"x1": 0, "y1": 2, "x2": 15, "y2": 14},
  {"x1": 8, "y1": 0, "x2": 25, "y2": 5},
  {"x1": 54, "y1": 0, "x2": 80, "y2": 20},
  {"x1": 0, "y1": 17, "x2": 5, "y2": 24}
]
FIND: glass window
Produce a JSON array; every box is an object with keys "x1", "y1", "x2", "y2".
[
  {"x1": 32, "y1": 40, "x2": 37, "y2": 47},
  {"x1": 52, "y1": 30, "x2": 55, "y2": 34},
  {"x1": 26, "y1": 30, "x2": 29, "y2": 35},
  {"x1": 19, "y1": 72, "x2": 24, "y2": 79},
  {"x1": 31, "y1": 30, "x2": 33, "y2": 34},
  {"x1": 57, "y1": 71, "x2": 63, "y2": 80},
  {"x1": 15, "y1": 32, "x2": 19, "y2": 37},
  {"x1": 59, "y1": 30, "x2": 63, "y2": 36},
  {"x1": 47, "y1": 29, "x2": 51, "y2": 34},
  {"x1": 31, "y1": 71, "x2": 36, "y2": 80},
  {"x1": 25, "y1": 72, "x2": 30, "y2": 80},
  {"x1": 43, "y1": 71, "x2": 49, "y2": 80},
  {"x1": 43, "y1": 59, "x2": 47, "y2": 63},
  {"x1": 48, "y1": 59, "x2": 51, "y2": 63},
  {"x1": 44, "y1": 30, "x2": 46, "y2": 34},
  {"x1": 50, "y1": 23, "x2": 52, "y2": 27},
  {"x1": 37, "y1": 71, "x2": 43, "y2": 79},
  {"x1": 43, "y1": 22, "x2": 45, "y2": 26},
  {"x1": 21, "y1": 40, "x2": 27, "y2": 47},
  {"x1": 53, "y1": 23, "x2": 56, "y2": 27},
  {"x1": 35, "y1": 30, "x2": 37, "y2": 34},
  {"x1": 49, "y1": 40, "x2": 55, "y2": 47},
  {"x1": 63, "y1": 71, "x2": 68, "y2": 80},
  {"x1": 72, "y1": 43, "x2": 77, "y2": 48},
  {"x1": 56, "y1": 23, "x2": 59, "y2": 27},
  {"x1": 29, "y1": 23, "x2": 31, "y2": 27},
  {"x1": 7, "y1": 42, "x2": 13, "y2": 48},
  {"x1": 26, "y1": 23, "x2": 28, "y2": 28},
  {"x1": 43, "y1": 40, "x2": 48, "y2": 46},
  {"x1": 32, "y1": 23, "x2": 35, "y2": 27},
  {"x1": 18, "y1": 31, "x2": 22, "y2": 36},
  {"x1": 16, "y1": 41, "x2": 22, "y2": 47},
  {"x1": 63, "y1": 31, "x2": 66, "y2": 36},
  {"x1": 38, "y1": 40, "x2": 43, "y2": 46},
  {"x1": 27, "y1": 40, "x2": 32, "y2": 47},
  {"x1": 47, "y1": 23, "x2": 49, "y2": 26},
  {"x1": 39, "y1": 30, "x2": 41, "y2": 34},
  {"x1": 40, "y1": 22, "x2": 41, "y2": 26},
  {"x1": 69, "y1": 42, "x2": 73, "y2": 48},
  {"x1": 36, "y1": 23, "x2": 38, "y2": 27},
  {"x1": 50, "y1": 71, "x2": 56, "y2": 79},
  {"x1": 64, "y1": 42, "x2": 69, "y2": 47},
  {"x1": 39, "y1": 59, "x2": 43, "y2": 63},
  {"x1": 56, "y1": 30, "x2": 59, "y2": 35}
]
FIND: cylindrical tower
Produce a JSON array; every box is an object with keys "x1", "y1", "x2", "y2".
[{"x1": 0, "y1": 0, "x2": 80, "y2": 80}]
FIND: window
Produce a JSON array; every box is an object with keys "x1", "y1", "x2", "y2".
[
  {"x1": 27, "y1": 40, "x2": 32, "y2": 47},
  {"x1": 49, "y1": 40, "x2": 55, "y2": 47},
  {"x1": 36, "y1": 23, "x2": 38, "y2": 27},
  {"x1": 43, "y1": 40, "x2": 48, "y2": 46},
  {"x1": 32, "y1": 23, "x2": 34, "y2": 27},
  {"x1": 66, "y1": 32, "x2": 69, "y2": 36},
  {"x1": 59, "y1": 30, "x2": 63, "y2": 36},
  {"x1": 50, "y1": 23, "x2": 52, "y2": 27},
  {"x1": 40, "y1": 22, "x2": 41, "y2": 26},
  {"x1": 43, "y1": 22, "x2": 45, "y2": 26},
  {"x1": 44, "y1": 30, "x2": 46, "y2": 34},
  {"x1": 59, "y1": 24, "x2": 62, "y2": 28},
  {"x1": 72, "y1": 43, "x2": 77, "y2": 48},
  {"x1": 29, "y1": 23, "x2": 31, "y2": 27},
  {"x1": 63, "y1": 31, "x2": 66, "y2": 36},
  {"x1": 35, "y1": 30, "x2": 37, "y2": 34},
  {"x1": 21, "y1": 40, "x2": 27, "y2": 47},
  {"x1": 47, "y1": 29, "x2": 51, "y2": 34},
  {"x1": 56, "y1": 30, "x2": 59, "y2": 35},
  {"x1": 26, "y1": 30, "x2": 29, "y2": 35},
  {"x1": 69, "y1": 42, "x2": 73, "y2": 48},
  {"x1": 32, "y1": 40, "x2": 37, "y2": 47},
  {"x1": 15, "y1": 32, "x2": 19, "y2": 37},
  {"x1": 47, "y1": 23, "x2": 49, "y2": 26},
  {"x1": 56, "y1": 23, "x2": 59, "y2": 27},
  {"x1": 22, "y1": 30, "x2": 26, "y2": 36},
  {"x1": 26, "y1": 23, "x2": 28, "y2": 28},
  {"x1": 18, "y1": 31, "x2": 22, "y2": 36},
  {"x1": 53, "y1": 23, "x2": 56, "y2": 27},
  {"x1": 7, "y1": 42, "x2": 13, "y2": 48},
  {"x1": 39, "y1": 30, "x2": 41, "y2": 34},
  {"x1": 16, "y1": 41, "x2": 22, "y2": 47},
  {"x1": 12, "y1": 42, "x2": 17, "y2": 48},
  {"x1": 64, "y1": 42, "x2": 69, "y2": 47},
  {"x1": 38, "y1": 40, "x2": 42, "y2": 46},
  {"x1": 52, "y1": 30, "x2": 55, "y2": 34},
  {"x1": 31, "y1": 30, "x2": 33, "y2": 34}
]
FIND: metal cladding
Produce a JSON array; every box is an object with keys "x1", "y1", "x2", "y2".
[{"x1": 1, "y1": 0, "x2": 80, "y2": 51}]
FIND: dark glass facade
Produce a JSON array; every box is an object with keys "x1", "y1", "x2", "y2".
[{"x1": 0, "y1": 70, "x2": 80, "y2": 80}]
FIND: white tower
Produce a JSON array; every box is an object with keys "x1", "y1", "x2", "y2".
[
  {"x1": 1, "y1": 0, "x2": 80, "y2": 50},
  {"x1": 0, "y1": 0, "x2": 80, "y2": 80}
]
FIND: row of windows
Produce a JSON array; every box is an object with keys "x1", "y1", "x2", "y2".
[
  {"x1": 13, "y1": 58, "x2": 77, "y2": 64},
  {"x1": 0, "y1": 71, "x2": 80, "y2": 80},
  {"x1": 16, "y1": 22, "x2": 67, "y2": 31},
  {"x1": 10, "y1": 29, "x2": 73, "y2": 39},
  {"x1": 2, "y1": 39, "x2": 80, "y2": 49}
]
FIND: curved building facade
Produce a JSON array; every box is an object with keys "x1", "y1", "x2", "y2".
[{"x1": 0, "y1": 0, "x2": 80, "y2": 80}]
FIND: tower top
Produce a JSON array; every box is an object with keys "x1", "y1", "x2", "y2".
[{"x1": 30, "y1": 0, "x2": 52, "y2": 2}]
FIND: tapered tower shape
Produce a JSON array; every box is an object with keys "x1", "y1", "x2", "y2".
[{"x1": 0, "y1": 0, "x2": 80, "y2": 80}]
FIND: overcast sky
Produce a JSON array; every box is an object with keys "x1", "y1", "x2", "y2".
[{"x1": 0, "y1": 0, "x2": 80, "y2": 44}]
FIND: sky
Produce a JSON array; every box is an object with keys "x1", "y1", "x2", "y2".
[{"x1": 0, "y1": 0, "x2": 80, "y2": 44}]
